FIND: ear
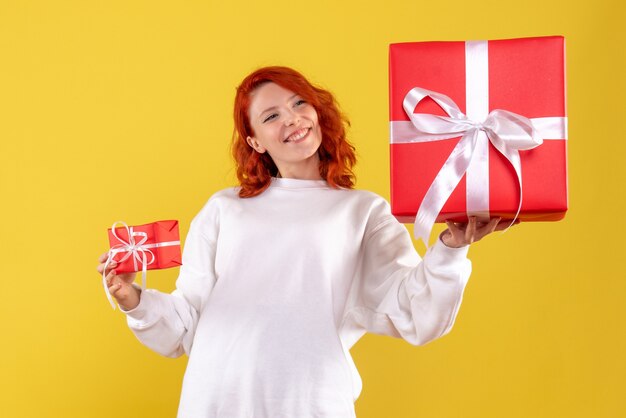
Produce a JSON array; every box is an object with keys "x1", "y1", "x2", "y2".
[{"x1": 246, "y1": 136, "x2": 266, "y2": 153}]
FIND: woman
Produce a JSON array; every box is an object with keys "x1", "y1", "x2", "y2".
[{"x1": 97, "y1": 66, "x2": 503, "y2": 417}]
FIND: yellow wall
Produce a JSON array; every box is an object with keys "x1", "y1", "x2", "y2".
[{"x1": 1, "y1": 0, "x2": 624, "y2": 417}]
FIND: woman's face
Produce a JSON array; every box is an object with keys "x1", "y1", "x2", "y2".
[{"x1": 247, "y1": 82, "x2": 323, "y2": 179}]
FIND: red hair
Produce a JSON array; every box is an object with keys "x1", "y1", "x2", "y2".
[{"x1": 232, "y1": 66, "x2": 356, "y2": 198}]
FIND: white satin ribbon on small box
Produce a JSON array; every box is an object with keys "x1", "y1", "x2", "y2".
[{"x1": 390, "y1": 40, "x2": 568, "y2": 247}]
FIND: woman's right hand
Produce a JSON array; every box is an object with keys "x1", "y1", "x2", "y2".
[{"x1": 97, "y1": 252, "x2": 140, "y2": 311}]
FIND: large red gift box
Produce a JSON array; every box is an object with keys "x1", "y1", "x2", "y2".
[
  {"x1": 106, "y1": 220, "x2": 182, "y2": 273},
  {"x1": 389, "y1": 36, "x2": 568, "y2": 243}
]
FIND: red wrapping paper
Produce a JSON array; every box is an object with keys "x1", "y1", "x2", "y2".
[
  {"x1": 106, "y1": 220, "x2": 182, "y2": 273},
  {"x1": 389, "y1": 36, "x2": 568, "y2": 224}
]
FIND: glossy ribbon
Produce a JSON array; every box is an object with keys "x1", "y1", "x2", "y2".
[
  {"x1": 389, "y1": 41, "x2": 567, "y2": 247},
  {"x1": 102, "y1": 221, "x2": 180, "y2": 310}
]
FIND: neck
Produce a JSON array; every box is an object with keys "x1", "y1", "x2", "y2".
[{"x1": 276, "y1": 155, "x2": 323, "y2": 181}]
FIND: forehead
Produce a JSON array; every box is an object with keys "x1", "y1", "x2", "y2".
[{"x1": 249, "y1": 82, "x2": 297, "y2": 115}]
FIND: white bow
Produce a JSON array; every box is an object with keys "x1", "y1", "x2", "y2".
[{"x1": 397, "y1": 87, "x2": 544, "y2": 247}]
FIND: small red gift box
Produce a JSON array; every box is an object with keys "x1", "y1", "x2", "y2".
[
  {"x1": 102, "y1": 220, "x2": 182, "y2": 309},
  {"x1": 389, "y1": 36, "x2": 568, "y2": 245},
  {"x1": 106, "y1": 220, "x2": 182, "y2": 273}
]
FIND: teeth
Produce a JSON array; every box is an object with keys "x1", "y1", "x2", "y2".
[{"x1": 286, "y1": 128, "x2": 308, "y2": 142}]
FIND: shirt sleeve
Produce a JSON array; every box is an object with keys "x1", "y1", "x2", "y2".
[
  {"x1": 341, "y1": 198, "x2": 472, "y2": 347},
  {"x1": 120, "y1": 199, "x2": 220, "y2": 358}
]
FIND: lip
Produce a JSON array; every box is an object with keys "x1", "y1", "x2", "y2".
[{"x1": 283, "y1": 127, "x2": 311, "y2": 143}]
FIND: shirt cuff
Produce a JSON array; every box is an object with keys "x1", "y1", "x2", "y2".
[
  {"x1": 120, "y1": 284, "x2": 157, "y2": 322},
  {"x1": 427, "y1": 235, "x2": 470, "y2": 264}
]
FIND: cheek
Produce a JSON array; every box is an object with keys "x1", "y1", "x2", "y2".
[
  {"x1": 256, "y1": 124, "x2": 281, "y2": 143},
  {"x1": 310, "y1": 109, "x2": 320, "y2": 124},
  {"x1": 308, "y1": 109, "x2": 322, "y2": 133},
  {"x1": 314, "y1": 115, "x2": 322, "y2": 135}
]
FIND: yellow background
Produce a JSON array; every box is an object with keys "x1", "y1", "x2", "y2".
[{"x1": 1, "y1": 0, "x2": 624, "y2": 417}]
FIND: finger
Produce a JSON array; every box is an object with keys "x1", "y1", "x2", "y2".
[
  {"x1": 105, "y1": 270, "x2": 117, "y2": 286},
  {"x1": 465, "y1": 217, "x2": 477, "y2": 243},
  {"x1": 98, "y1": 252, "x2": 110, "y2": 263},
  {"x1": 494, "y1": 219, "x2": 512, "y2": 231},
  {"x1": 108, "y1": 282, "x2": 123, "y2": 298},
  {"x1": 445, "y1": 220, "x2": 457, "y2": 234},
  {"x1": 486, "y1": 217, "x2": 501, "y2": 233},
  {"x1": 473, "y1": 217, "x2": 499, "y2": 240},
  {"x1": 492, "y1": 217, "x2": 522, "y2": 232},
  {"x1": 483, "y1": 217, "x2": 500, "y2": 238},
  {"x1": 446, "y1": 220, "x2": 465, "y2": 236},
  {"x1": 474, "y1": 220, "x2": 490, "y2": 229},
  {"x1": 445, "y1": 220, "x2": 464, "y2": 243},
  {"x1": 97, "y1": 260, "x2": 118, "y2": 275}
]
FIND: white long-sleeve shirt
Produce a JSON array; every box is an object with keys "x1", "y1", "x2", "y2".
[{"x1": 122, "y1": 177, "x2": 471, "y2": 417}]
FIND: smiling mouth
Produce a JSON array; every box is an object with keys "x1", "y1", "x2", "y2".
[{"x1": 284, "y1": 128, "x2": 310, "y2": 143}]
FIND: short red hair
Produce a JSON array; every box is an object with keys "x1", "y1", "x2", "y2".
[{"x1": 232, "y1": 66, "x2": 356, "y2": 198}]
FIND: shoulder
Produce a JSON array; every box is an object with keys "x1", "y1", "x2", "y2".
[
  {"x1": 334, "y1": 188, "x2": 399, "y2": 235},
  {"x1": 192, "y1": 187, "x2": 241, "y2": 225},
  {"x1": 341, "y1": 188, "x2": 393, "y2": 215},
  {"x1": 349, "y1": 188, "x2": 389, "y2": 205},
  {"x1": 207, "y1": 187, "x2": 241, "y2": 204}
]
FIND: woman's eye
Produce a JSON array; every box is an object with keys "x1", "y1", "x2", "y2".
[
  {"x1": 295, "y1": 99, "x2": 306, "y2": 106},
  {"x1": 263, "y1": 114, "x2": 278, "y2": 123}
]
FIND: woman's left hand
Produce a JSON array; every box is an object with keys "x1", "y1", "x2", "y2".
[{"x1": 441, "y1": 217, "x2": 513, "y2": 248}]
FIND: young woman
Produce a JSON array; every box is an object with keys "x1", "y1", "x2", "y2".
[{"x1": 97, "y1": 66, "x2": 504, "y2": 417}]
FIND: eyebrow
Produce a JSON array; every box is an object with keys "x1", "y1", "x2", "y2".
[{"x1": 258, "y1": 93, "x2": 299, "y2": 118}]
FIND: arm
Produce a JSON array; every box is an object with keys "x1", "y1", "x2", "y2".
[
  {"x1": 347, "y1": 213, "x2": 472, "y2": 346},
  {"x1": 343, "y1": 202, "x2": 507, "y2": 347},
  {"x1": 120, "y1": 205, "x2": 219, "y2": 358},
  {"x1": 97, "y1": 199, "x2": 219, "y2": 357}
]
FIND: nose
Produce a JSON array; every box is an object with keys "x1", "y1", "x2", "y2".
[{"x1": 284, "y1": 109, "x2": 301, "y2": 126}]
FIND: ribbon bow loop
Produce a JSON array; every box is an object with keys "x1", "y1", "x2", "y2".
[
  {"x1": 403, "y1": 87, "x2": 540, "y2": 149},
  {"x1": 483, "y1": 109, "x2": 543, "y2": 151}
]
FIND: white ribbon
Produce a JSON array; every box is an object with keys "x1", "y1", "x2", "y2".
[
  {"x1": 102, "y1": 221, "x2": 180, "y2": 310},
  {"x1": 389, "y1": 41, "x2": 567, "y2": 247}
]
